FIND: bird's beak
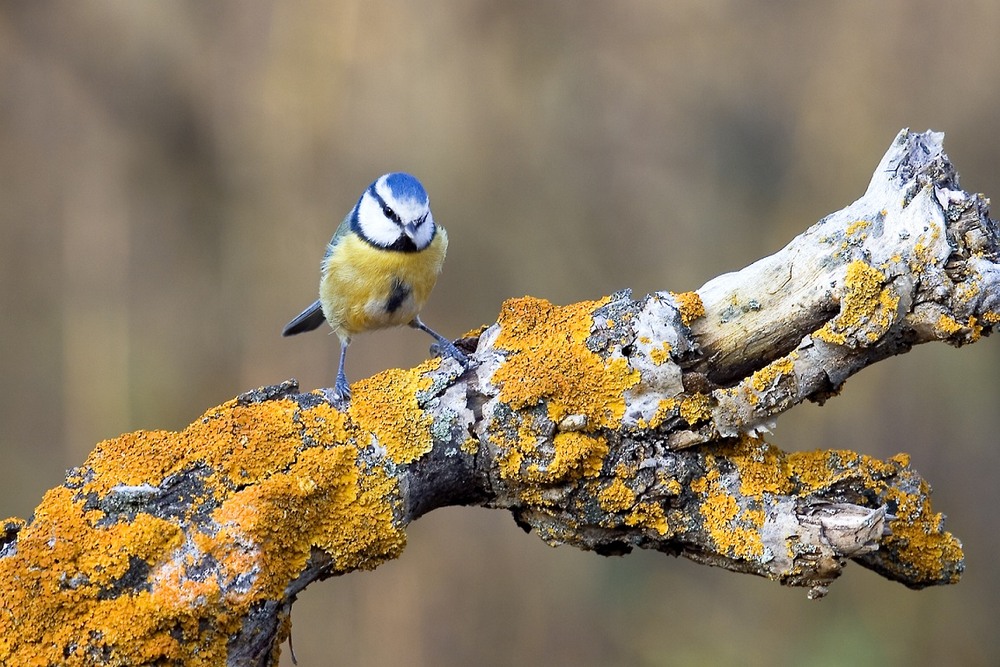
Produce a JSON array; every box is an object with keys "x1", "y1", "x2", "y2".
[{"x1": 402, "y1": 222, "x2": 418, "y2": 240}]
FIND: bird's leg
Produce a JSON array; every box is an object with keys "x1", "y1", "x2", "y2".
[
  {"x1": 325, "y1": 337, "x2": 352, "y2": 405},
  {"x1": 409, "y1": 316, "x2": 469, "y2": 366}
]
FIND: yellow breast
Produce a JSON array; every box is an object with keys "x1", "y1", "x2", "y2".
[{"x1": 319, "y1": 228, "x2": 448, "y2": 340}]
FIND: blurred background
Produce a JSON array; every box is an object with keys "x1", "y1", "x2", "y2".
[{"x1": 2, "y1": 1, "x2": 999, "y2": 665}]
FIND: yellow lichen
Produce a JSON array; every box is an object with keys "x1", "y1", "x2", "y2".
[
  {"x1": 461, "y1": 324, "x2": 489, "y2": 340},
  {"x1": 679, "y1": 393, "x2": 713, "y2": 426},
  {"x1": 931, "y1": 313, "x2": 981, "y2": 343},
  {"x1": 487, "y1": 296, "x2": 643, "y2": 513},
  {"x1": 81, "y1": 398, "x2": 307, "y2": 499},
  {"x1": 460, "y1": 437, "x2": 479, "y2": 455},
  {"x1": 694, "y1": 465, "x2": 765, "y2": 560},
  {"x1": 687, "y1": 437, "x2": 962, "y2": 574},
  {"x1": 813, "y1": 260, "x2": 899, "y2": 345},
  {"x1": 955, "y1": 278, "x2": 980, "y2": 306},
  {"x1": 664, "y1": 477, "x2": 683, "y2": 496},
  {"x1": 522, "y1": 432, "x2": 609, "y2": 486},
  {"x1": 728, "y1": 442, "x2": 961, "y2": 582},
  {"x1": 625, "y1": 501, "x2": 670, "y2": 535},
  {"x1": 671, "y1": 291, "x2": 706, "y2": 326},
  {"x1": 649, "y1": 341, "x2": 673, "y2": 366},
  {"x1": 646, "y1": 398, "x2": 679, "y2": 429},
  {"x1": 910, "y1": 223, "x2": 942, "y2": 275},
  {"x1": 881, "y1": 482, "x2": 963, "y2": 584},
  {"x1": 0, "y1": 377, "x2": 421, "y2": 664},
  {"x1": 594, "y1": 469, "x2": 670, "y2": 536},
  {"x1": 349, "y1": 361, "x2": 438, "y2": 464},
  {"x1": 708, "y1": 437, "x2": 909, "y2": 499},
  {"x1": 845, "y1": 219, "x2": 871, "y2": 237},
  {"x1": 749, "y1": 353, "x2": 797, "y2": 393},
  {"x1": 493, "y1": 296, "x2": 638, "y2": 429},
  {"x1": 598, "y1": 477, "x2": 635, "y2": 513},
  {"x1": 967, "y1": 316, "x2": 983, "y2": 342},
  {"x1": 935, "y1": 313, "x2": 964, "y2": 337},
  {"x1": 0, "y1": 485, "x2": 234, "y2": 666}
]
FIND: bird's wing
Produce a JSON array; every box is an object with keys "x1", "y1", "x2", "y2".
[
  {"x1": 282, "y1": 299, "x2": 326, "y2": 336},
  {"x1": 284, "y1": 213, "x2": 354, "y2": 336},
  {"x1": 323, "y1": 212, "x2": 355, "y2": 262}
]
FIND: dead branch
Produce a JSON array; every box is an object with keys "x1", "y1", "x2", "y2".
[{"x1": 1, "y1": 130, "x2": 990, "y2": 666}]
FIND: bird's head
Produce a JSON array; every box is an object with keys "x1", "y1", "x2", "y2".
[{"x1": 352, "y1": 173, "x2": 436, "y2": 252}]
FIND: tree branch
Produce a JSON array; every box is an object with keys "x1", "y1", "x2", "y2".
[{"x1": 1, "y1": 130, "x2": 990, "y2": 665}]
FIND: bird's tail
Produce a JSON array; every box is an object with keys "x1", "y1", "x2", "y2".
[{"x1": 282, "y1": 300, "x2": 327, "y2": 336}]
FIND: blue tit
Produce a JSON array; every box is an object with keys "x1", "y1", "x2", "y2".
[{"x1": 283, "y1": 172, "x2": 467, "y2": 403}]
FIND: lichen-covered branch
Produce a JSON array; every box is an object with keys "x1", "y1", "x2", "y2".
[{"x1": 0, "y1": 130, "x2": 990, "y2": 665}]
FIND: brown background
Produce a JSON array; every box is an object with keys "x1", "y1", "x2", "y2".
[{"x1": 2, "y1": 2, "x2": 999, "y2": 665}]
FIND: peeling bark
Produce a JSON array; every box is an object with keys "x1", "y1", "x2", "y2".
[{"x1": 0, "y1": 130, "x2": 989, "y2": 665}]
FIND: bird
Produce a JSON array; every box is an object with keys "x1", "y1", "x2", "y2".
[{"x1": 282, "y1": 172, "x2": 467, "y2": 404}]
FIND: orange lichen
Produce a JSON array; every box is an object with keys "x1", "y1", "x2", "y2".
[
  {"x1": 461, "y1": 324, "x2": 490, "y2": 340},
  {"x1": 488, "y1": 296, "x2": 639, "y2": 509},
  {"x1": 694, "y1": 466, "x2": 765, "y2": 559},
  {"x1": 0, "y1": 486, "x2": 234, "y2": 666},
  {"x1": 0, "y1": 372, "x2": 427, "y2": 664},
  {"x1": 955, "y1": 278, "x2": 981, "y2": 306},
  {"x1": 967, "y1": 316, "x2": 983, "y2": 342},
  {"x1": 539, "y1": 433, "x2": 599, "y2": 485},
  {"x1": 349, "y1": 360, "x2": 438, "y2": 464},
  {"x1": 671, "y1": 291, "x2": 706, "y2": 326},
  {"x1": 687, "y1": 437, "x2": 961, "y2": 577},
  {"x1": 933, "y1": 313, "x2": 981, "y2": 342},
  {"x1": 709, "y1": 437, "x2": 907, "y2": 499},
  {"x1": 549, "y1": 432, "x2": 608, "y2": 480},
  {"x1": 80, "y1": 397, "x2": 306, "y2": 498},
  {"x1": 814, "y1": 260, "x2": 899, "y2": 345},
  {"x1": 503, "y1": 428, "x2": 609, "y2": 489},
  {"x1": 713, "y1": 353, "x2": 798, "y2": 416},
  {"x1": 626, "y1": 501, "x2": 670, "y2": 535},
  {"x1": 594, "y1": 469, "x2": 670, "y2": 536},
  {"x1": 492, "y1": 296, "x2": 639, "y2": 429},
  {"x1": 880, "y1": 477, "x2": 964, "y2": 584}
]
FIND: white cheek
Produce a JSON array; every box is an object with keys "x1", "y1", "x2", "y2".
[
  {"x1": 356, "y1": 195, "x2": 401, "y2": 246},
  {"x1": 412, "y1": 216, "x2": 436, "y2": 248}
]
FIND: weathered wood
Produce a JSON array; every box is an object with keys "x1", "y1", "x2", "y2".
[{"x1": 0, "y1": 130, "x2": 989, "y2": 665}]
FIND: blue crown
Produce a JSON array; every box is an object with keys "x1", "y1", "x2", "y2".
[{"x1": 383, "y1": 172, "x2": 428, "y2": 205}]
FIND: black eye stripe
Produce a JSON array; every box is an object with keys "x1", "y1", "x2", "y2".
[
  {"x1": 382, "y1": 204, "x2": 402, "y2": 225},
  {"x1": 370, "y1": 187, "x2": 404, "y2": 226}
]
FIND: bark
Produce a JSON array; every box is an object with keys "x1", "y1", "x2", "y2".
[{"x1": 1, "y1": 130, "x2": 990, "y2": 665}]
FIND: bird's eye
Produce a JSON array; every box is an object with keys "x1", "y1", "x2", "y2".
[{"x1": 382, "y1": 205, "x2": 397, "y2": 221}]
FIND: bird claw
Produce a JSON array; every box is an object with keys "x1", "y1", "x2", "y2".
[
  {"x1": 454, "y1": 350, "x2": 477, "y2": 371},
  {"x1": 321, "y1": 382, "x2": 351, "y2": 408},
  {"x1": 430, "y1": 340, "x2": 475, "y2": 370}
]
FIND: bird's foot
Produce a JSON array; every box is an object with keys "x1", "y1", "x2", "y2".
[
  {"x1": 411, "y1": 317, "x2": 476, "y2": 370},
  {"x1": 320, "y1": 379, "x2": 351, "y2": 408},
  {"x1": 431, "y1": 339, "x2": 475, "y2": 370}
]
